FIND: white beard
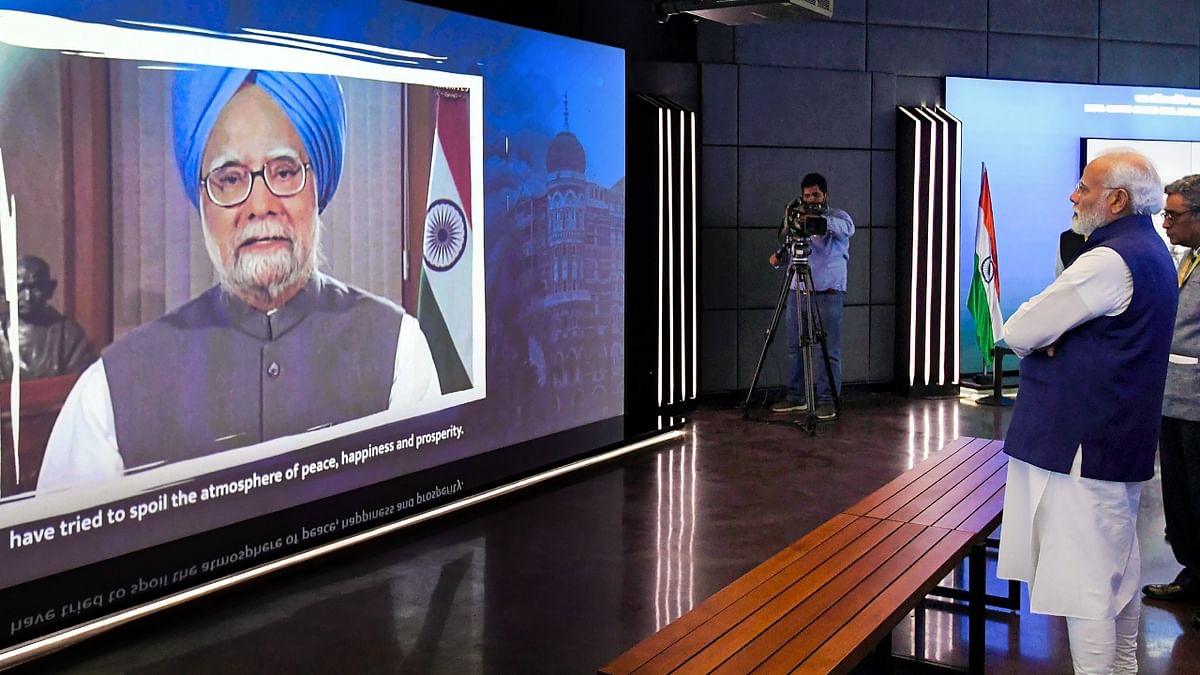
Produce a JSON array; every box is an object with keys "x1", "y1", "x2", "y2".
[
  {"x1": 1071, "y1": 202, "x2": 1108, "y2": 238},
  {"x1": 202, "y1": 216, "x2": 321, "y2": 307}
]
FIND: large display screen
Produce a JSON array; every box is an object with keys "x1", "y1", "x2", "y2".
[
  {"x1": 0, "y1": 0, "x2": 625, "y2": 647},
  {"x1": 948, "y1": 77, "x2": 1200, "y2": 370}
]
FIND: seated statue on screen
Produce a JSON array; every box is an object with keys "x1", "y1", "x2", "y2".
[
  {"x1": 38, "y1": 67, "x2": 442, "y2": 490},
  {"x1": 0, "y1": 255, "x2": 96, "y2": 381}
]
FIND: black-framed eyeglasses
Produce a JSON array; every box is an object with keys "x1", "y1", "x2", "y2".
[
  {"x1": 201, "y1": 158, "x2": 310, "y2": 207},
  {"x1": 1162, "y1": 208, "x2": 1197, "y2": 223}
]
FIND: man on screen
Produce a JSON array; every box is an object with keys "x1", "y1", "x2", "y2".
[{"x1": 38, "y1": 67, "x2": 440, "y2": 490}]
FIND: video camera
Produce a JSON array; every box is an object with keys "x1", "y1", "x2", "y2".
[{"x1": 785, "y1": 199, "x2": 829, "y2": 238}]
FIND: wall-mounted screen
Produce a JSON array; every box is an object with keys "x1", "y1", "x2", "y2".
[
  {"x1": 0, "y1": 0, "x2": 625, "y2": 654},
  {"x1": 947, "y1": 77, "x2": 1200, "y2": 371}
]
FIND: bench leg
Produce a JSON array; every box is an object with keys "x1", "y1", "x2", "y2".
[{"x1": 968, "y1": 542, "x2": 986, "y2": 674}]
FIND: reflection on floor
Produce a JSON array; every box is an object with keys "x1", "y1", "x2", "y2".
[{"x1": 14, "y1": 389, "x2": 1200, "y2": 673}]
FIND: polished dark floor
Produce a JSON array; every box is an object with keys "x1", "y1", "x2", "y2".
[{"x1": 13, "y1": 389, "x2": 1200, "y2": 673}]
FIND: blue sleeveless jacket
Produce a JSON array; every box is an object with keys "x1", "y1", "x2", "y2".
[
  {"x1": 1004, "y1": 214, "x2": 1176, "y2": 481},
  {"x1": 103, "y1": 273, "x2": 403, "y2": 468}
]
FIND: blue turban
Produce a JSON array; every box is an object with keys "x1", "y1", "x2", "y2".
[{"x1": 172, "y1": 67, "x2": 346, "y2": 212}]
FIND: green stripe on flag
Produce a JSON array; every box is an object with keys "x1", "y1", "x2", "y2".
[
  {"x1": 418, "y1": 274, "x2": 471, "y2": 394},
  {"x1": 967, "y1": 252, "x2": 995, "y2": 368}
]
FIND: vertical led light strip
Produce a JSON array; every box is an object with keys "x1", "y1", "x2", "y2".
[
  {"x1": 676, "y1": 109, "x2": 686, "y2": 404},
  {"x1": 666, "y1": 108, "x2": 676, "y2": 406},
  {"x1": 689, "y1": 111, "x2": 698, "y2": 401},
  {"x1": 899, "y1": 108, "x2": 922, "y2": 386},
  {"x1": 656, "y1": 109, "x2": 664, "y2": 407},
  {"x1": 946, "y1": 107, "x2": 963, "y2": 385},
  {"x1": 922, "y1": 109, "x2": 936, "y2": 387},
  {"x1": 937, "y1": 110, "x2": 949, "y2": 386}
]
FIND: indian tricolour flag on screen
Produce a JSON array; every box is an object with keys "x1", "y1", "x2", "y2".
[
  {"x1": 418, "y1": 89, "x2": 473, "y2": 393},
  {"x1": 967, "y1": 163, "x2": 1004, "y2": 369}
]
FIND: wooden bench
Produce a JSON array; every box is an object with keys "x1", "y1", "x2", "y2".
[{"x1": 600, "y1": 437, "x2": 1010, "y2": 674}]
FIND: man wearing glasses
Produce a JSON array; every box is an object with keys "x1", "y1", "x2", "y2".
[
  {"x1": 1143, "y1": 174, "x2": 1200, "y2": 631},
  {"x1": 37, "y1": 68, "x2": 440, "y2": 490},
  {"x1": 997, "y1": 149, "x2": 1177, "y2": 674}
]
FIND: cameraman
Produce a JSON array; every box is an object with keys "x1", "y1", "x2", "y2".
[{"x1": 767, "y1": 172, "x2": 855, "y2": 419}]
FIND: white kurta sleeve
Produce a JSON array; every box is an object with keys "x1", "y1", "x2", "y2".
[
  {"x1": 36, "y1": 359, "x2": 123, "y2": 491},
  {"x1": 1002, "y1": 247, "x2": 1132, "y2": 358},
  {"x1": 388, "y1": 313, "x2": 443, "y2": 409}
]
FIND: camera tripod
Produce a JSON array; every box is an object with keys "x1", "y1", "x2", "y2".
[{"x1": 741, "y1": 241, "x2": 841, "y2": 434}]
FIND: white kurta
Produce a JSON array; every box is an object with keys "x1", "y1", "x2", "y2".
[{"x1": 997, "y1": 245, "x2": 1145, "y2": 620}]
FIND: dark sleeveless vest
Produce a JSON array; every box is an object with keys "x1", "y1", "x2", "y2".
[
  {"x1": 1004, "y1": 214, "x2": 1177, "y2": 482},
  {"x1": 103, "y1": 273, "x2": 403, "y2": 468}
]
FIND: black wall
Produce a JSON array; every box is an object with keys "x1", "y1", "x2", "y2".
[{"x1": 697, "y1": 0, "x2": 1200, "y2": 394}]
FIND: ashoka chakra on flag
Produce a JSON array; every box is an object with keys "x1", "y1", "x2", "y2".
[{"x1": 424, "y1": 198, "x2": 468, "y2": 271}]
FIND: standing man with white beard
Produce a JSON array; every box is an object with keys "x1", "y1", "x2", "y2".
[
  {"x1": 38, "y1": 68, "x2": 440, "y2": 490},
  {"x1": 997, "y1": 149, "x2": 1177, "y2": 674}
]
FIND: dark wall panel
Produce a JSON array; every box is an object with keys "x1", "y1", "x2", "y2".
[
  {"x1": 869, "y1": 304, "x2": 896, "y2": 381},
  {"x1": 846, "y1": 231, "x2": 871, "y2": 306},
  {"x1": 737, "y1": 228, "x2": 787, "y2": 308},
  {"x1": 842, "y1": 305, "x2": 870, "y2": 382},
  {"x1": 1099, "y1": 0, "x2": 1200, "y2": 45},
  {"x1": 701, "y1": 229, "x2": 737, "y2": 310},
  {"x1": 870, "y1": 227, "x2": 896, "y2": 304},
  {"x1": 989, "y1": 0, "x2": 1098, "y2": 38},
  {"x1": 895, "y1": 75, "x2": 943, "y2": 107},
  {"x1": 697, "y1": 21, "x2": 734, "y2": 63},
  {"x1": 734, "y1": 21, "x2": 866, "y2": 70},
  {"x1": 701, "y1": 145, "x2": 738, "y2": 228},
  {"x1": 988, "y1": 34, "x2": 1098, "y2": 83},
  {"x1": 738, "y1": 147, "x2": 871, "y2": 232},
  {"x1": 871, "y1": 150, "x2": 896, "y2": 227},
  {"x1": 867, "y1": 25, "x2": 987, "y2": 77},
  {"x1": 738, "y1": 66, "x2": 872, "y2": 148},
  {"x1": 700, "y1": 309, "x2": 738, "y2": 391},
  {"x1": 631, "y1": 61, "x2": 699, "y2": 111},
  {"x1": 831, "y1": 0, "x2": 868, "y2": 22},
  {"x1": 1099, "y1": 41, "x2": 1200, "y2": 88},
  {"x1": 737, "y1": 308, "x2": 788, "y2": 389},
  {"x1": 871, "y1": 72, "x2": 896, "y2": 149},
  {"x1": 702, "y1": 64, "x2": 738, "y2": 145},
  {"x1": 867, "y1": 0, "x2": 987, "y2": 31}
]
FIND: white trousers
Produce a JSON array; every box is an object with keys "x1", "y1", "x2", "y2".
[{"x1": 1065, "y1": 593, "x2": 1140, "y2": 675}]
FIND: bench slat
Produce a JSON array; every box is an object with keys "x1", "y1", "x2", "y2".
[
  {"x1": 841, "y1": 436, "x2": 978, "y2": 516},
  {"x1": 793, "y1": 529, "x2": 976, "y2": 675},
  {"x1": 599, "y1": 513, "x2": 861, "y2": 675},
  {"x1": 628, "y1": 516, "x2": 888, "y2": 674},
  {"x1": 713, "y1": 523, "x2": 955, "y2": 674},
  {"x1": 864, "y1": 440, "x2": 1004, "y2": 522},
  {"x1": 702, "y1": 521, "x2": 932, "y2": 674},
  {"x1": 640, "y1": 519, "x2": 904, "y2": 674},
  {"x1": 926, "y1": 463, "x2": 1007, "y2": 532},
  {"x1": 957, "y1": 484, "x2": 1007, "y2": 534},
  {"x1": 904, "y1": 451, "x2": 1007, "y2": 528}
]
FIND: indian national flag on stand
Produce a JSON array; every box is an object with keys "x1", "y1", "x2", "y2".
[
  {"x1": 967, "y1": 163, "x2": 1004, "y2": 369},
  {"x1": 418, "y1": 89, "x2": 473, "y2": 394}
]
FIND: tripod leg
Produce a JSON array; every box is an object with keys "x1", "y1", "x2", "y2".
[
  {"x1": 740, "y1": 265, "x2": 797, "y2": 415},
  {"x1": 797, "y1": 282, "x2": 819, "y2": 432}
]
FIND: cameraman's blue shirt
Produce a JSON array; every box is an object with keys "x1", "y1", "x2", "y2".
[{"x1": 783, "y1": 207, "x2": 854, "y2": 292}]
